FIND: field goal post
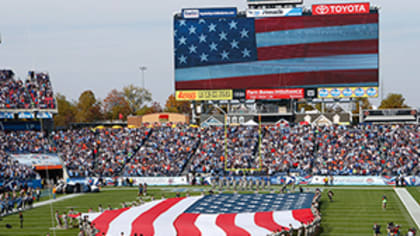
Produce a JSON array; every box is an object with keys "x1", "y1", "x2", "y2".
[{"x1": 223, "y1": 114, "x2": 263, "y2": 173}]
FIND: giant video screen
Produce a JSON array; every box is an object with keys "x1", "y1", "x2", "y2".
[{"x1": 174, "y1": 13, "x2": 378, "y2": 91}]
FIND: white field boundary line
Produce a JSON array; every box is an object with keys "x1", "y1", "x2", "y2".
[
  {"x1": 2, "y1": 193, "x2": 84, "y2": 217},
  {"x1": 394, "y1": 188, "x2": 420, "y2": 229},
  {"x1": 33, "y1": 193, "x2": 84, "y2": 208}
]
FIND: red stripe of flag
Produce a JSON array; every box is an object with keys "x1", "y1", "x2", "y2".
[
  {"x1": 175, "y1": 69, "x2": 378, "y2": 90},
  {"x1": 130, "y1": 197, "x2": 185, "y2": 236},
  {"x1": 174, "y1": 213, "x2": 201, "y2": 236},
  {"x1": 257, "y1": 40, "x2": 378, "y2": 61},
  {"x1": 92, "y1": 208, "x2": 130, "y2": 236},
  {"x1": 292, "y1": 208, "x2": 315, "y2": 224},
  {"x1": 216, "y1": 213, "x2": 250, "y2": 236},
  {"x1": 254, "y1": 211, "x2": 286, "y2": 232},
  {"x1": 255, "y1": 14, "x2": 378, "y2": 33}
]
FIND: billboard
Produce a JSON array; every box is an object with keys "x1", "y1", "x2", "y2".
[
  {"x1": 246, "y1": 8, "x2": 302, "y2": 18},
  {"x1": 11, "y1": 154, "x2": 63, "y2": 170},
  {"x1": 246, "y1": 89, "x2": 304, "y2": 100},
  {"x1": 317, "y1": 87, "x2": 378, "y2": 99},
  {"x1": 312, "y1": 3, "x2": 370, "y2": 16},
  {"x1": 174, "y1": 12, "x2": 379, "y2": 93},
  {"x1": 175, "y1": 90, "x2": 232, "y2": 101},
  {"x1": 182, "y1": 8, "x2": 237, "y2": 19}
]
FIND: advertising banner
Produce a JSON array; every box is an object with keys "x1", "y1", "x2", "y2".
[
  {"x1": 247, "y1": 0, "x2": 303, "y2": 5},
  {"x1": 36, "y1": 111, "x2": 53, "y2": 119},
  {"x1": 312, "y1": 3, "x2": 370, "y2": 16},
  {"x1": 0, "y1": 179, "x2": 42, "y2": 189},
  {"x1": 309, "y1": 176, "x2": 387, "y2": 185},
  {"x1": 318, "y1": 87, "x2": 378, "y2": 99},
  {"x1": 0, "y1": 112, "x2": 14, "y2": 119},
  {"x1": 176, "y1": 90, "x2": 233, "y2": 101},
  {"x1": 246, "y1": 89, "x2": 304, "y2": 100},
  {"x1": 233, "y1": 89, "x2": 246, "y2": 100},
  {"x1": 70, "y1": 175, "x2": 420, "y2": 187},
  {"x1": 11, "y1": 154, "x2": 63, "y2": 169},
  {"x1": 68, "y1": 176, "x2": 188, "y2": 186},
  {"x1": 18, "y1": 112, "x2": 34, "y2": 119},
  {"x1": 304, "y1": 88, "x2": 318, "y2": 99},
  {"x1": 246, "y1": 8, "x2": 302, "y2": 18},
  {"x1": 182, "y1": 8, "x2": 237, "y2": 19}
]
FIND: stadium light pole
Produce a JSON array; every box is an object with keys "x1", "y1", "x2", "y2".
[{"x1": 139, "y1": 66, "x2": 147, "y2": 89}]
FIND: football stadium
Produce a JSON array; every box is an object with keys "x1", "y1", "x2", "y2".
[{"x1": 0, "y1": 0, "x2": 419, "y2": 235}]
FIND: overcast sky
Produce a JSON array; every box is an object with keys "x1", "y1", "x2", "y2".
[{"x1": 0, "y1": 0, "x2": 419, "y2": 107}]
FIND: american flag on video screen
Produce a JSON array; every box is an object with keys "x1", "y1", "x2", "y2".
[
  {"x1": 174, "y1": 14, "x2": 378, "y2": 90},
  {"x1": 85, "y1": 193, "x2": 315, "y2": 236}
]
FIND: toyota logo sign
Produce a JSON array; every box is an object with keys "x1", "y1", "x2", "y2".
[
  {"x1": 315, "y1": 5, "x2": 329, "y2": 15},
  {"x1": 312, "y1": 3, "x2": 370, "y2": 15}
]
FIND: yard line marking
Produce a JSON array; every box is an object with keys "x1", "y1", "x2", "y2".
[{"x1": 394, "y1": 188, "x2": 420, "y2": 229}]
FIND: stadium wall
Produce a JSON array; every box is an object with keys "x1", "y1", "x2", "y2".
[{"x1": 67, "y1": 175, "x2": 420, "y2": 186}]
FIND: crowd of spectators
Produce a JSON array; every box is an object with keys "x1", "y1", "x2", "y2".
[
  {"x1": 0, "y1": 131, "x2": 45, "y2": 181},
  {"x1": 51, "y1": 128, "x2": 150, "y2": 177},
  {"x1": 190, "y1": 126, "x2": 260, "y2": 174},
  {"x1": 0, "y1": 69, "x2": 56, "y2": 110},
  {"x1": 0, "y1": 124, "x2": 418, "y2": 180},
  {"x1": 122, "y1": 126, "x2": 200, "y2": 176},
  {"x1": 261, "y1": 124, "x2": 419, "y2": 176},
  {"x1": 26, "y1": 71, "x2": 55, "y2": 109},
  {"x1": 0, "y1": 130, "x2": 52, "y2": 153}
]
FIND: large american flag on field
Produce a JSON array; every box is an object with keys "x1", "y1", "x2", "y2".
[
  {"x1": 85, "y1": 193, "x2": 315, "y2": 236},
  {"x1": 174, "y1": 14, "x2": 378, "y2": 90}
]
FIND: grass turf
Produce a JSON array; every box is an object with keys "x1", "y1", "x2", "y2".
[
  {"x1": 0, "y1": 186, "x2": 416, "y2": 235},
  {"x1": 319, "y1": 188, "x2": 416, "y2": 235},
  {"x1": 407, "y1": 187, "x2": 420, "y2": 204}
]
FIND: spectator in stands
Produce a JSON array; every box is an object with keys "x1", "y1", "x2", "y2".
[{"x1": 0, "y1": 70, "x2": 56, "y2": 109}]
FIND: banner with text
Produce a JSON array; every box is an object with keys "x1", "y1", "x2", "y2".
[
  {"x1": 205, "y1": 175, "x2": 420, "y2": 186},
  {"x1": 246, "y1": 8, "x2": 302, "y2": 18},
  {"x1": 312, "y1": 3, "x2": 370, "y2": 16},
  {"x1": 246, "y1": 89, "x2": 304, "y2": 100},
  {"x1": 11, "y1": 153, "x2": 63, "y2": 170},
  {"x1": 318, "y1": 87, "x2": 378, "y2": 99},
  {"x1": 68, "y1": 176, "x2": 189, "y2": 186},
  {"x1": 182, "y1": 8, "x2": 237, "y2": 19},
  {"x1": 176, "y1": 90, "x2": 233, "y2": 101}
]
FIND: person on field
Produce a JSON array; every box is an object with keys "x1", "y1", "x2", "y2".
[
  {"x1": 382, "y1": 195, "x2": 387, "y2": 209},
  {"x1": 327, "y1": 190, "x2": 334, "y2": 202},
  {"x1": 19, "y1": 212, "x2": 23, "y2": 228},
  {"x1": 138, "y1": 183, "x2": 143, "y2": 196},
  {"x1": 55, "y1": 210, "x2": 62, "y2": 228},
  {"x1": 373, "y1": 223, "x2": 381, "y2": 236}
]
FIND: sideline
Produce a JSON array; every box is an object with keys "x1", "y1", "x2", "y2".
[
  {"x1": 34, "y1": 193, "x2": 84, "y2": 208},
  {"x1": 1, "y1": 193, "x2": 84, "y2": 217},
  {"x1": 394, "y1": 188, "x2": 420, "y2": 229}
]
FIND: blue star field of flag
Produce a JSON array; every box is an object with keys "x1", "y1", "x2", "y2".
[
  {"x1": 184, "y1": 193, "x2": 314, "y2": 214},
  {"x1": 174, "y1": 17, "x2": 257, "y2": 69}
]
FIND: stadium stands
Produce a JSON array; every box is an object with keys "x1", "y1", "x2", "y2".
[
  {"x1": 122, "y1": 125, "x2": 200, "y2": 176},
  {"x1": 191, "y1": 126, "x2": 260, "y2": 174},
  {"x1": 0, "y1": 124, "x2": 418, "y2": 180},
  {"x1": 0, "y1": 69, "x2": 56, "y2": 110},
  {"x1": 51, "y1": 128, "x2": 150, "y2": 177}
]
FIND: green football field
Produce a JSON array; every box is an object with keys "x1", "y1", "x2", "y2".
[
  {"x1": 407, "y1": 187, "x2": 420, "y2": 204},
  {"x1": 0, "y1": 186, "x2": 418, "y2": 236}
]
